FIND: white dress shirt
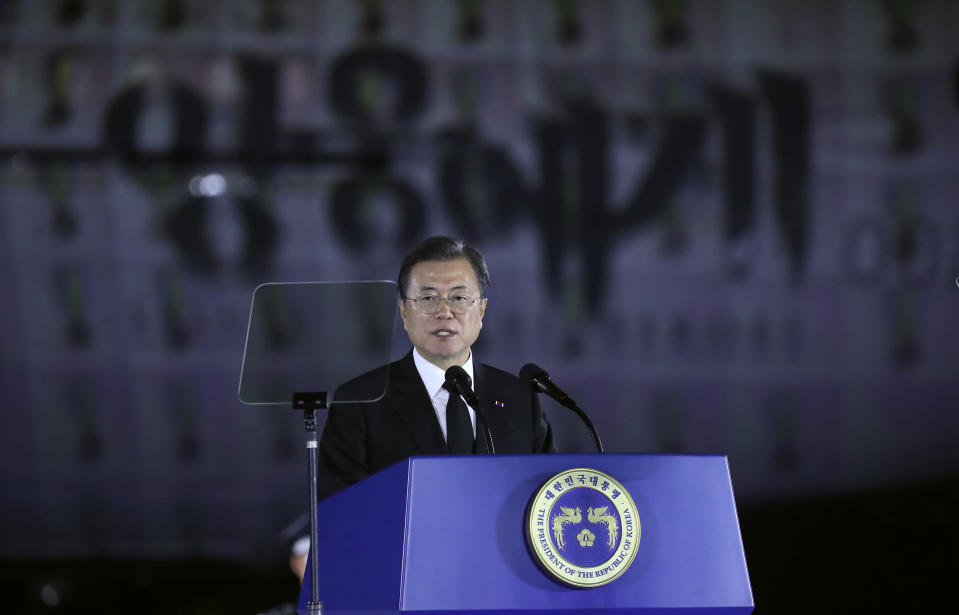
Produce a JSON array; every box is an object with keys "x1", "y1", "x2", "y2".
[{"x1": 412, "y1": 347, "x2": 477, "y2": 441}]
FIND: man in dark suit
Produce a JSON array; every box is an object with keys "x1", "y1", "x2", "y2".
[{"x1": 317, "y1": 236, "x2": 555, "y2": 499}]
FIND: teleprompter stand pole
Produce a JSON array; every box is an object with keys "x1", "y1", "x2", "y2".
[{"x1": 293, "y1": 391, "x2": 328, "y2": 615}]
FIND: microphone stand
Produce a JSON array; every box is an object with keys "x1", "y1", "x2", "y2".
[
  {"x1": 558, "y1": 397, "x2": 604, "y2": 454},
  {"x1": 292, "y1": 392, "x2": 327, "y2": 615},
  {"x1": 464, "y1": 400, "x2": 495, "y2": 455},
  {"x1": 445, "y1": 366, "x2": 495, "y2": 455},
  {"x1": 522, "y1": 365, "x2": 604, "y2": 454}
]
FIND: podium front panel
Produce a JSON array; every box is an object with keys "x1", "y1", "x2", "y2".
[{"x1": 299, "y1": 454, "x2": 753, "y2": 614}]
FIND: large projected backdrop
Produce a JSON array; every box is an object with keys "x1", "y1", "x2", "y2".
[{"x1": 0, "y1": 0, "x2": 956, "y2": 560}]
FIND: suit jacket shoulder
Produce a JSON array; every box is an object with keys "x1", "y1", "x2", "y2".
[
  {"x1": 318, "y1": 351, "x2": 555, "y2": 500},
  {"x1": 329, "y1": 361, "x2": 392, "y2": 405}
]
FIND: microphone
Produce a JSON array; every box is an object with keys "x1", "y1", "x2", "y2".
[
  {"x1": 444, "y1": 365, "x2": 495, "y2": 454},
  {"x1": 444, "y1": 365, "x2": 479, "y2": 407},
  {"x1": 520, "y1": 363, "x2": 575, "y2": 407},
  {"x1": 519, "y1": 363, "x2": 604, "y2": 453}
]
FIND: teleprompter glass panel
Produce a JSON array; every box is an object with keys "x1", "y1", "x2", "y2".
[{"x1": 238, "y1": 281, "x2": 398, "y2": 406}]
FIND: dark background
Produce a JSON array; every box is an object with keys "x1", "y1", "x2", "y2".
[{"x1": 0, "y1": 0, "x2": 956, "y2": 612}]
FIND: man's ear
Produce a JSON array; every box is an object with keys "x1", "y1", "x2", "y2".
[{"x1": 398, "y1": 298, "x2": 410, "y2": 332}]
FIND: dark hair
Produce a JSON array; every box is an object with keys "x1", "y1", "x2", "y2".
[{"x1": 398, "y1": 236, "x2": 490, "y2": 299}]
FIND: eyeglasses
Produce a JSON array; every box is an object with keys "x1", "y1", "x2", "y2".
[{"x1": 407, "y1": 294, "x2": 480, "y2": 315}]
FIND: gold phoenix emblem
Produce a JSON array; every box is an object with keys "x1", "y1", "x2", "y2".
[
  {"x1": 552, "y1": 506, "x2": 581, "y2": 550},
  {"x1": 526, "y1": 468, "x2": 641, "y2": 588},
  {"x1": 587, "y1": 506, "x2": 619, "y2": 549}
]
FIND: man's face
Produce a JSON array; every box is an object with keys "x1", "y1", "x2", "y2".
[{"x1": 399, "y1": 258, "x2": 487, "y2": 370}]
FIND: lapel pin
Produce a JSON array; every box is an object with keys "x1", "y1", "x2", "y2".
[{"x1": 495, "y1": 400, "x2": 504, "y2": 407}]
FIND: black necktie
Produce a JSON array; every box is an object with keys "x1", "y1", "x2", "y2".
[{"x1": 443, "y1": 382, "x2": 474, "y2": 454}]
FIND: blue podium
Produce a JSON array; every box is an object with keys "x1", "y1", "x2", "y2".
[{"x1": 297, "y1": 454, "x2": 753, "y2": 614}]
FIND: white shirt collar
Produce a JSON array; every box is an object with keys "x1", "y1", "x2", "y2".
[{"x1": 412, "y1": 347, "x2": 475, "y2": 398}]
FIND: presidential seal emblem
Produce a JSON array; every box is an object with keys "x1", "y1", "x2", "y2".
[{"x1": 526, "y1": 468, "x2": 640, "y2": 588}]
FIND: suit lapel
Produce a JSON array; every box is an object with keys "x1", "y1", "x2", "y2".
[{"x1": 388, "y1": 351, "x2": 448, "y2": 455}]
